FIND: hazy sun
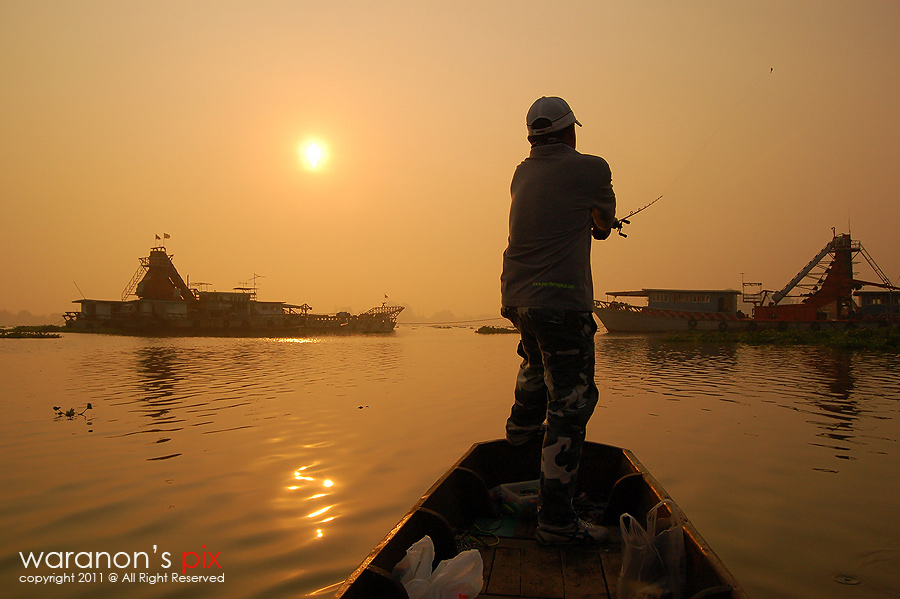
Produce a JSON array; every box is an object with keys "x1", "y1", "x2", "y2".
[{"x1": 302, "y1": 143, "x2": 324, "y2": 169}]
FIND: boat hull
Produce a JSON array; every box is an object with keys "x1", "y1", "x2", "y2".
[
  {"x1": 63, "y1": 312, "x2": 400, "y2": 336},
  {"x1": 335, "y1": 439, "x2": 747, "y2": 599},
  {"x1": 594, "y1": 301, "x2": 894, "y2": 333},
  {"x1": 594, "y1": 302, "x2": 743, "y2": 333}
]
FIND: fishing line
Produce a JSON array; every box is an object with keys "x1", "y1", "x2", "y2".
[{"x1": 619, "y1": 67, "x2": 774, "y2": 229}]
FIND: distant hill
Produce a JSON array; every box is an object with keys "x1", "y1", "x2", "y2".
[{"x1": 0, "y1": 310, "x2": 63, "y2": 326}]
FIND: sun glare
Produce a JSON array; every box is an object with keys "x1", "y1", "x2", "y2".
[{"x1": 303, "y1": 142, "x2": 324, "y2": 169}]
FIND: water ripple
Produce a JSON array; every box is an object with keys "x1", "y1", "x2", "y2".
[
  {"x1": 3, "y1": 330, "x2": 899, "y2": 599},
  {"x1": 595, "y1": 335, "x2": 900, "y2": 462}
]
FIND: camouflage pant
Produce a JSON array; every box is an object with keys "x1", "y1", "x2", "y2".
[{"x1": 501, "y1": 306, "x2": 599, "y2": 526}]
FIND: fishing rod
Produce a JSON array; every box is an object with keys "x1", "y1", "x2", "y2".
[
  {"x1": 611, "y1": 67, "x2": 774, "y2": 239},
  {"x1": 608, "y1": 194, "x2": 661, "y2": 238}
]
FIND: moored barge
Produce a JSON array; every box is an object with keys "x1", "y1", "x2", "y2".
[
  {"x1": 595, "y1": 232, "x2": 898, "y2": 333},
  {"x1": 64, "y1": 244, "x2": 403, "y2": 335}
]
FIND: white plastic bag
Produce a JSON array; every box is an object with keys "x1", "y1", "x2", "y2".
[
  {"x1": 429, "y1": 549, "x2": 483, "y2": 599},
  {"x1": 393, "y1": 535, "x2": 436, "y2": 599},
  {"x1": 392, "y1": 535, "x2": 483, "y2": 599},
  {"x1": 617, "y1": 499, "x2": 686, "y2": 599}
]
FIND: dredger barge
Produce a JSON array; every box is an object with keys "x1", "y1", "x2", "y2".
[
  {"x1": 64, "y1": 244, "x2": 403, "y2": 335},
  {"x1": 594, "y1": 232, "x2": 898, "y2": 332}
]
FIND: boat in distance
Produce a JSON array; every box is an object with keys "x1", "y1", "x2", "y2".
[
  {"x1": 334, "y1": 438, "x2": 747, "y2": 599},
  {"x1": 594, "y1": 232, "x2": 899, "y2": 333},
  {"x1": 64, "y1": 243, "x2": 403, "y2": 335}
]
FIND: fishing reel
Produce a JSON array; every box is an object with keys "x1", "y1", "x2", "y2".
[{"x1": 591, "y1": 217, "x2": 630, "y2": 240}]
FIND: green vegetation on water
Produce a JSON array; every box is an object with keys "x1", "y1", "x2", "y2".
[
  {"x1": 665, "y1": 327, "x2": 900, "y2": 351},
  {"x1": 475, "y1": 325, "x2": 518, "y2": 335},
  {"x1": 0, "y1": 325, "x2": 64, "y2": 339}
]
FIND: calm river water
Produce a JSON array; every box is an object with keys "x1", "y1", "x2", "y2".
[{"x1": 1, "y1": 327, "x2": 899, "y2": 598}]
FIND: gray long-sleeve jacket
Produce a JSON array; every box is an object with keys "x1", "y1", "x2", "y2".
[{"x1": 501, "y1": 143, "x2": 616, "y2": 311}]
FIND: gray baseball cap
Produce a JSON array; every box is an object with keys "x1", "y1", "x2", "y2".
[{"x1": 526, "y1": 96, "x2": 582, "y2": 135}]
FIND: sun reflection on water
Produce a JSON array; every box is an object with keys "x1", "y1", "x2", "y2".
[
  {"x1": 288, "y1": 464, "x2": 338, "y2": 540},
  {"x1": 307, "y1": 506, "x2": 333, "y2": 518}
]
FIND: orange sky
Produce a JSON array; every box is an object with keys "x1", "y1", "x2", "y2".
[{"x1": 2, "y1": 1, "x2": 899, "y2": 321}]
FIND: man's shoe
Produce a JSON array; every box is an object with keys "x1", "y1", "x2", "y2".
[{"x1": 535, "y1": 518, "x2": 609, "y2": 545}]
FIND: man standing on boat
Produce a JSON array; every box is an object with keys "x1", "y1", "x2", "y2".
[{"x1": 500, "y1": 96, "x2": 617, "y2": 545}]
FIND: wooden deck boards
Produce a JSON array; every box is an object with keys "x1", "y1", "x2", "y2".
[{"x1": 477, "y1": 533, "x2": 622, "y2": 599}]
